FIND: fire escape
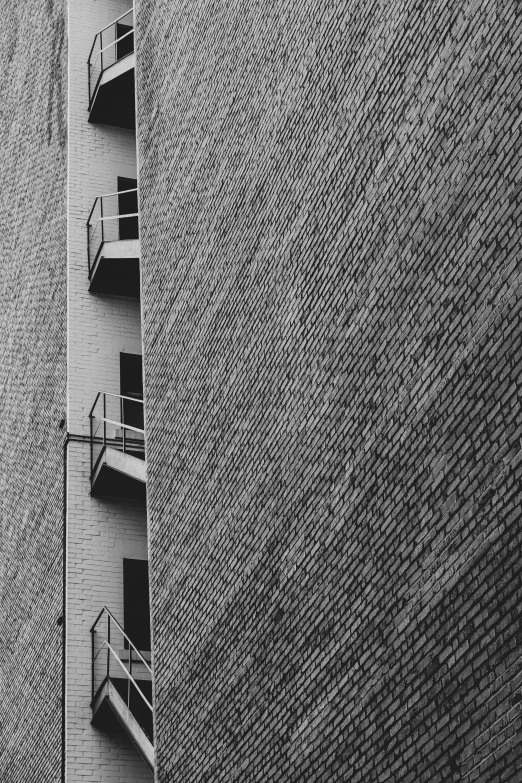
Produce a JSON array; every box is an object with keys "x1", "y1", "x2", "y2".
[
  {"x1": 89, "y1": 390, "x2": 145, "y2": 499},
  {"x1": 91, "y1": 608, "x2": 154, "y2": 771},
  {"x1": 88, "y1": 8, "x2": 136, "y2": 129},
  {"x1": 86, "y1": 7, "x2": 152, "y2": 771},
  {"x1": 87, "y1": 186, "x2": 140, "y2": 298}
]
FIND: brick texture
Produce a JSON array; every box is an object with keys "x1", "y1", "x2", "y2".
[
  {"x1": 66, "y1": 445, "x2": 151, "y2": 783},
  {"x1": 135, "y1": 1, "x2": 522, "y2": 781},
  {"x1": 0, "y1": 1, "x2": 67, "y2": 780},
  {"x1": 66, "y1": 0, "x2": 150, "y2": 778}
]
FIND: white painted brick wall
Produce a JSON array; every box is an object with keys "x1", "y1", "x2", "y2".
[
  {"x1": 67, "y1": 0, "x2": 151, "y2": 779},
  {"x1": 68, "y1": 0, "x2": 142, "y2": 436},
  {"x1": 66, "y1": 444, "x2": 151, "y2": 782}
]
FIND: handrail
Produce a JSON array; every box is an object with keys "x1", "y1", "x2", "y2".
[
  {"x1": 94, "y1": 29, "x2": 134, "y2": 60},
  {"x1": 87, "y1": 197, "x2": 98, "y2": 226},
  {"x1": 106, "y1": 642, "x2": 153, "y2": 711},
  {"x1": 88, "y1": 391, "x2": 144, "y2": 422},
  {"x1": 90, "y1": 212, "x2": 139, "y2": 226},
  {"x1": 87, "y1": 38, "x2": 98, "y2": 72},
  {"x1": 101, "y1": 417, "x2": 144, "y2": 435},
  {"x1": 87, "y1": 189, "x2": 138, "y2": 226},
  {"x1": 91, "y1": 606, "x2": 151, "y2": 672},
  {"x1": 94, "y1": 187, "x2": 137, "y2": 201},
  {"x1": 93, "y1": 7, "x2": 134, "y2": 38},
  {"x1": 89, "y1": 391, "x2": 102, "y2": 418},
  {"x1": 105, "y1": 391, "x2": 142, "y2": 402},
  {"x1": 104, "y1": 390, "x2": 143, "y2": 403}
]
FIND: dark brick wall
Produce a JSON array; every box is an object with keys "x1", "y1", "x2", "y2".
[
  {"x1": 0, "y1": 1, "x2": 67, "y2": 780},
  {"x1": 135, "y1": 1, "x2": 522, "y2": 780}
]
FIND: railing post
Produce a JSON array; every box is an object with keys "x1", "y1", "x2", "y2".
[
  {"x1": 87, "y1": 38, "x2": 93, "y2": 107},
  {"x1": 87, "y1": 219, "x2": 90, "y2": 278},
  {"x1": 107, "y1": 613, "x2": 110, "y2": 683},
  {"x1": 114, "y1": 19, "x2": 118, "y2": 65},
  {"x1": 128, "y1": 644, "x2": 132, "y2": 709},
  {"x1": 91, "y1": 628, "x2": 95, "y2": 701},
  {"x1": 121, "y1": 395, "x2": 126, "y2": 454},
  {"x1": 89, "y1": 412, "x2": 93, "y2": 480},
  {"x1": 100, "y1": 195, "x2": 104, "y2": 247},
  {"x1": 103, "y1": 393, "x2": 106, "y2": 449}
]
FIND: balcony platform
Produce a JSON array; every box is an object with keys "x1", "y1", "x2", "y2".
[
  {"x1": 89, "y1": 53, "x2": 135, "y2": 129},
  {"x1": 91, "y1": 445, "x2": 146, "y2": 500},
  {"x1": 89, "y1": 238, "x2": 140, "y2": 298}
]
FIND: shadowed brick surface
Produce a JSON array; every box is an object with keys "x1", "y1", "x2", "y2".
[
  {"x1": 0, "y1": 1, "x2": 67, "y2": 780},
  {"x1": 136, "y1": 1, "x2": 522, "y2": 780}
]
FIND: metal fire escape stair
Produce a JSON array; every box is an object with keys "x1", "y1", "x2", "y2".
[
  {"x1": 92, "y1": 677, "x2": 154, "y2": 771},
  {"x1": 91, "y1": 608, "x2": 154, "y2": 772},
  {"x1": 89, "y1": 392, "x2": 146, "y2": 499}
]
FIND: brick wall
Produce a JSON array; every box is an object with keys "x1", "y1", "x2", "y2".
[
  {"x1": 0, "y1": 1, "x2": 67, "y2": 780},
  {"x1": 136, "y1": 1, "x2": 522, "y2": 780}
]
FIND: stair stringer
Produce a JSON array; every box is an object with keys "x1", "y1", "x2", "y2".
[{"x1": 92, "y1": 678, "x2": 154, "y2": 772}]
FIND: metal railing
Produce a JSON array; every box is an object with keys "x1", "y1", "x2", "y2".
[
  {"x1": 88, "y1": 8, "x2": 134, "y2": 108},
  {"x1": 87, "y1": 189, "x2": 139, "y2": 278},
  {"x1": 91, "y1": 606, "x2": 153, "y2": 741},
  {"x1": 89, "y1": 391, "x2": 145, "y2": 479}
]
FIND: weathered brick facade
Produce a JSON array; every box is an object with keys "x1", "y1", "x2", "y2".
[
  {"x1": 0, "y1": 1, "x2": 67, "y2": 780},
  {"x1": 135, "y1": 1, "x2": 522, "y2": 780}
]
